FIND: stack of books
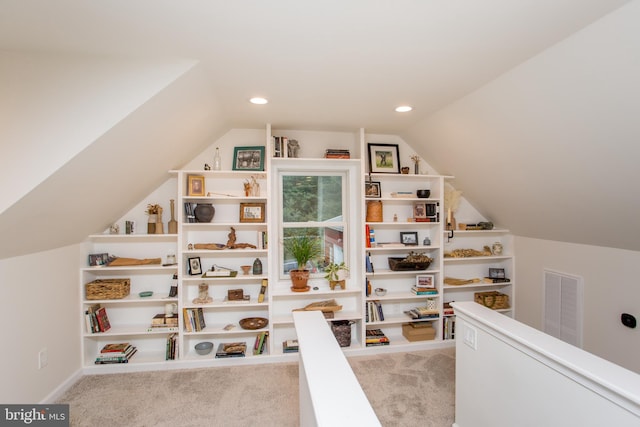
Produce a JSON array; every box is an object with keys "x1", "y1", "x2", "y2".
[
  {"x1": 85, "y1": 303, "x2": 111, "y2": 333},
  {"x1": 282, "y1": 339, "x2": 299, "y2": 353},
  {"x1": 148, "y1": 313, "x2": 179, "y2": 331},
  {"x1": 166, "y1": 333, "x2": 178, "y2": 360},
  {"x1": 404, "y1": 305, "x2": 439, "y2": 320},
  {"x1": 411, "y1": 287, "x2": 438, "y2": 295},
  {"x1": 253, "y1": 331, "x2": 269, "y2": 355},
  {"x1": 366, "y1": 300, "x2": 384, "y2": 322},
  {"x1": 183, "y1": 307, "x2": 206, "y2": 332},
  {"x1": 95, "y1": 343, "x2": 137, "y2": 364},
  {"x1": 365, "y1": 329, "x2": 390, "y2": 347},
  {"x1": 443, "y1": 302, "x2": 455, "y2": 316},
  {"x1": 215, "y1": 342, "x2": 247, "y2": 358},
  {"x1": 324, "y1": 149, "x2": 350, "y2": 159}
]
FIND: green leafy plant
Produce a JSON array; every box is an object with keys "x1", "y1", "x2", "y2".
[
  {"x1": 324, "y1": 262, "x2": 349, "y2": 282},
  {"x1": 284, "y1": 234, "x2": 322, "y2": 271}
]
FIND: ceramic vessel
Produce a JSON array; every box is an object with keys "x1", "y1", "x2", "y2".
[{"x1": 194, "y1": 204, "x2": 215, "y2": 223}]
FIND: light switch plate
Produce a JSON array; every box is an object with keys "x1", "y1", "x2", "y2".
[{"x1": 463, "y1": 325, "x2": 477, "y2": 350}]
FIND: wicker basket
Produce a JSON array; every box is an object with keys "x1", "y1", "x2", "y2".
[
  {"x1": 331, "y1": 320, "x2": 354, "y2": 347},
  {"x1": 86, "y1": 279, "x2": 131, "y2": 300},
  {"x1": 366, "y1": 200, "x2": 383, "y2": 222},
  {"x1": 474, "y1": 291, "x2": 510, "y2": 310}
]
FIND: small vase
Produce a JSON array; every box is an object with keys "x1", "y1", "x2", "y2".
[
  {"x1": 147, "y1": 214, "x2": 157, "y2": 234},
  {"x1": 194, "y1": 204, "x2": 215, "y2": 223},
  {"x1": 414, "y1": 163, "x2": 419, "y2": 174},
  {"x1": 155, "y1": 212, "x2": 164, "y2": 234}
]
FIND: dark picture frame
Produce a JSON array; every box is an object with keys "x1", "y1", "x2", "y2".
[
  {"x1": 188, "y1": 257, "x2": 202, "y2": 275},
  {"x1": 233, "y1": 146, "x2": 265, "y2": 171},
  {"x1": 364, "y1": 181, "x2": 381, "y2": 198},
  {"x1": 88, "y1": 253, "x2": 109, "y2": 266},
  {"x1": 367, "y1": 143, "x2": 400, "y2": 174},
  {"x1": 239, "y1": 203, "x2": 266, "y2": 223},
  {"x1": 400, "y1": 231, "x2": 418, "y2": 246},
  {"x1": 187, "y1": 175, "x2": 205, "y2": 196},
  {"x1": 489, "y1": 268, "x2": 506, "y2": 279}
]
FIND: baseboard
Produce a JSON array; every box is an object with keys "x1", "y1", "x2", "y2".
[{"x1": 39, "y1": 368, "x2": 83, "y2": 404}]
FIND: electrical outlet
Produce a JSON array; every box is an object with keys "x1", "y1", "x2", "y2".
[
  {"x1": 38, "y1": 348, "x2": 48, "y2": 369},
  {"x1": 463, "y1": 325, "x2": 477, "y2": 350}
]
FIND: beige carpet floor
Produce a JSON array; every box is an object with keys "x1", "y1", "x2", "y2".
[{"x1": 57, "y1": 347, "x2": 455, "y2": 426}]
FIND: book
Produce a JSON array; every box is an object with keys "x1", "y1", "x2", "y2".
[
  {"x1": 215, "y1": 342, "x2": 247, "y2": 358},
  {"x1": 483, "y1": 277, "x2": 511, "y2": 283},
  {"x1": 203, "y1": 268, "x2": 236, "y2": 277},
  {"x1": 411, "y1": 287, "x2": 439, "y2": 295},
  {"x1": 282, "y1": 339, "x2": 299, "y2": 353},
  {"x1": 100, "y1": 343, "x2": 131, "y2": 354},
  {"x1": 95, "y1": 306, "x2": 111, "y2": 332},
  {"x1": 258, "y1": 279, "x2": 268, "y2": 303},
  {"x1": 151, "y1": 313, "x2": 179, "y2": 326}
]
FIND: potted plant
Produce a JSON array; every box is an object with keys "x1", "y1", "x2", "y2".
[
  {"x1": 284, "y1": 234, "x2": 321, "y2": 292},
  {"x1": 324, "y1": 262, "x2": 349, "y2": 290}
]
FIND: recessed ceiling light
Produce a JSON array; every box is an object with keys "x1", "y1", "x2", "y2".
[
  {"x1": 395, "y1": 105, "x2": 412, "y2": 113},
  {"x1": 250, "y1": 97, "x2": 268, "y2": 105}
]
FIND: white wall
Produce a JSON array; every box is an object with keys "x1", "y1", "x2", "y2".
[
  {"x1": 0, "y1": 244, "x2": 83, "y2": 403},
  {"x1": 515, "y1": 236, "x2": 640, "y2": 373},
  {"x1": 0, "y1": 50, "x2": 196, "y2": 215}
]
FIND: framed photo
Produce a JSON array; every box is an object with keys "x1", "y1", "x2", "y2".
[
  {"x1": 413, "y1": 203, "x2": 427, "y2": 219},
  {"x1": 233, "y1": 146, "x2": 265, "y2": 171},
  {"x1": 239, "y1": 203, "x2": 266, "y2": 223},
  {"x1": 416, "y1": 274, "x2": 435, "y2": 289},
  {"x1": 187, "y1": 175, "x2": 205, "y2": 196},
  {"x1": 364, "y1": 181, "x2": 381, "y2": 198},
  {"x1": 367, "y1": 143, "x2": 400, "y2": 174},
  {"x1": 400, "y1": 231, "x2": 418, "y2": 246},
  {"x1": 88, "y1": 253, "x2": 109, "y2": 266},
  {"x1": 188, "y1": 257, "x2": 202, "y2": 275},
  {"x1": 489, "y1": 268, "x2": 506, "y2": 279}
]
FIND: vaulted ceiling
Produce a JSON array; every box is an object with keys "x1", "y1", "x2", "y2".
[{"x1": 1, "y1": 0, "x2": 638, "y2": 258}]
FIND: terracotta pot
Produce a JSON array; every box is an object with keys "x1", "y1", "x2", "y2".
[{"x1": 290, "y1": 270, "x2": 310, "y2": 292}]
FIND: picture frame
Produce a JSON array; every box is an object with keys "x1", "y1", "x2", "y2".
[
  {"x1": 364, "y1": 181, "x2": 381, "y2": 198},
  {"x1": 489, "y1": 268, "x2": 506, "y2": 279},
  {"x1": 88, "y1": 253, "x2": 109, "y2": 267},
  {"x1": 416, "y1": 274, "x2": 435, "y2": 289},
  {"x1": 233, "y1": 146, "x2": 265, "y2": 171},
  {"x1": 187, "y1": 175, "x2": 205, "y2": 196},
  {"x1": 188, "y1": 257, "x2": 202, "y2": 275},
  {"x1": 367, "y1": 143, "x2": 400, "y2": 174},
  {"x1": 400, "y1": 231, "x2": 418, "y2": 246},
  {"x1": 239, "y1": 203, "x2": 266, "y2": 223},
  {"x1": 413, "y1": 203, "x2": 427, "y2": 219}
]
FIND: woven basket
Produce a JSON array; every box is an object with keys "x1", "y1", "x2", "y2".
[
  {"x1": 331, "y1": 320, "x2": 354, "y2": 347},
  {"x1": 474, "y1": 291, "x2": 509, "y2": 310},
  {"x1": 86, "y1": 279, "x2": 131, "y2": 300},
  {"x1": 366, "y1": 200, "x2": 383, "y2": 222}
]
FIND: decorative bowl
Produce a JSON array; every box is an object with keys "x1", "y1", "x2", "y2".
[
  {"x1": 239, "y1": 317, "x2": 269, "y2": 330},
  {"x1": 375, "y1": 288, "x2": 387, "y2": 296},
  {"x1": 416, "y1": 189, "x2": 431, "y2": 198},
  {"x1": 138, "y1": 291, "x2": 153, "y2": 298},
  {"x1": 194, "y1": 341, "x2": 214, "y2": 355},
  {"x1": 388, "y1": 257, "x2": 432, "y2": 271}
]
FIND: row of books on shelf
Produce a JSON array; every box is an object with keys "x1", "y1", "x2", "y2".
[
  {"x1": 365, "y1": 329, "x2": 390, "y2": 346},
  {"x1": 95, "y1": 343, "x2": 137, "y2": 364},
  {"x1": 253, "y1": 331, "x2": 269, "y2": 355},
  {"x1": 183, "y1": 307, "x2": 206, "y2": 332},
  {"x1": 85, "y1": 304, "x2": 111, "y2": 333},
  {"x1": 166, "y1": 333, "x2": 178, "y2": 360},
  {"x1": 366, "y1": 300, "x2": 384, "y2": 322},
  {"x1": 443, "y1": 316, "x2": 456, "y2": 340}
]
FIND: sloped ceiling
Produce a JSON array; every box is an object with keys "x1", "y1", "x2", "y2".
[{"x1": 1, "y1": 0, "x2": 638, "y2": 258}]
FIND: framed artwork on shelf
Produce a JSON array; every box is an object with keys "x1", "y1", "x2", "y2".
[
  {"x1": 413, "y1": 203, "x2": 427, "y2": 219},
  {"x1": 239, "y1": 203, "x2": 266, "y2": 223},
  {"x1": 489, "y1": 268, "x2": 506, "y2": 279},
  {"x1": 400, "y1": 231, "x2": 418, "y2": 246},
  {"x1": 364, "y1": 181, "x2": 381, "y2": 198},
  {"x1": 416, "y1": 274, "x2": 435, "y2": 289},
  {"x1": 88, "y1": 253, "x2": 109, "y2": 266},
  {"x1": 188, "y1": 257, "x2": 202, "y2": 275},
  {"x1": 367, "y1": 143, "x2": 400, "y2": 174},
  {"x1": 233, "y1": 146, "x2": 265, "y2": 171},
  {"x1": 187, "y1": 175, "x2": 205, "y2": 196}
]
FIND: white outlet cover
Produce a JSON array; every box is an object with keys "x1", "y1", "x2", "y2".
[{"x1": 463, "y1": 325, "x2": 477, "y2": 350}]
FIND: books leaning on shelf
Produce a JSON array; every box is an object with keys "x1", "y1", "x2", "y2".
[
  {"x1": 404, "y1": 305, "x2": 439, "y2": 320},
  {"x1": 183, "y1": 307, "x2": 206, "y2": 332},
  {"x1": 366, "y1": 329, "x2": 390, "y2": 346},
  {"x1": 366, "y1": 300, "x2": 385, "y2": 322},
  {"x1": 411, "y1": 287, "x2": 439, "y2": 295},
  {"x1": 282, "y1": 339, "x2": 299, "y2": 353},
  {"x1": 215, "y1": 342, "x2": 247, "y2": 358},
  {"x1": 166, "y1": 333, "x2": 178, "y2": 360},
  {"x1": 253, "y1": 331, "x2": 269, "y2": 355},
  {"x1": 443, "y1": 316, "x2": 456, "y2": 340},
  {"x1": 95, "y1": 343, "x2": 137, "y2": 364},
  {"x1": 85, "y1": 303, "x2": 111, "y2": 333}
]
